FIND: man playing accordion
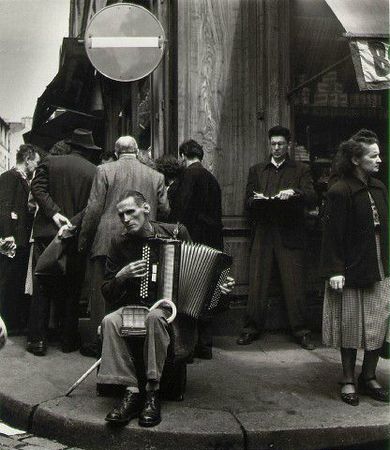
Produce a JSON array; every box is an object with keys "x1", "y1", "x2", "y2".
[{"x1": 98, "y1": 191, "x2": 234, "y2": 427}]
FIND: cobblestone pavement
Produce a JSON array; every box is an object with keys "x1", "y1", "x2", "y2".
[{"x1": 0, "y1": 423, "x2": 83, "y2": 450}]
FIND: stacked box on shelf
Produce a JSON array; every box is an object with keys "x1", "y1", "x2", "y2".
[
  {"x1": 313, "y1": 93, "x2": 328, "y2": 106},
  {"x1": 328, "y1": 93, "x2": 339, "y2": 107},
  {"x1": 301, "y1": 87, "x2": 311, "y2": 105},
  {"x1": 349, "y1": 92, "x2": 382, "y2": 108},
  {"x1": 313, "y1": 70, "x2": 349, "y2": 107},
  {"x1": 322, "y1": 71, "x2": 338, "y2": 83},
  {"x1": 338, "y1": 94, "x2": 348, "y2": 107},
  {"x1": 349, "y1": 93, "x2": 360, "y2": 107},
  {"x1": 294, "y1": 145, "x2": 310, "y2": 162},
  {"x1": 294, "y1": 73, "x2": 311, "y2": 105}
]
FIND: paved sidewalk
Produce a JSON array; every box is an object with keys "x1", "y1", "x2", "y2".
[{"x1": 0, "y1": 334, "x2": 389, "y2": 450}]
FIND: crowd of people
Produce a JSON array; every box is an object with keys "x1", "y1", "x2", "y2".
[{"x1": 0, "y1": 125, "x2": 388, "y2": 428}]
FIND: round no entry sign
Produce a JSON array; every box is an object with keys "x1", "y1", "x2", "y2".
[{"x1": 84, "y1": 3, "x2": 166, "y2": 82}]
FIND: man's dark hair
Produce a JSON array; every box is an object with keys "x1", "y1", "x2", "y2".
[
  {"x1": 268, "y1": 126, "x2": 291, "y2": 141},
  {"x1": 351, "y1": 129, "x2": 379, "y2": 146},
  {"x1": 101, "y1": 150, "x2": 117, "y2": 162},
  {"x1": 179, "y1": 139, "x2": 204, "y2": 160},
  {"x1": 118, "y1": 190, "x2": 147, "y2": 206},
  {"x1": 16, "y1": 144, "x2": 38, "y2": 164},
  {"x1": 49, "y1": 140, "x2": 72, "y2": 156}
]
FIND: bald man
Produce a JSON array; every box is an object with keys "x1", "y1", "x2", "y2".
[{"x1": 78, "y1": 136, "x2": 169, "y2": 355}]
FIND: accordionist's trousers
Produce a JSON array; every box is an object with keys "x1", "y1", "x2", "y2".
[{"x1": 97, "y1": 307, "x2": 170, "y2": 391}]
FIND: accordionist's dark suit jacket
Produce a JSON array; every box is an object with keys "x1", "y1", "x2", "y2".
[{"x1": 102, "y1": 221, "x2": 196, "y2": 360}]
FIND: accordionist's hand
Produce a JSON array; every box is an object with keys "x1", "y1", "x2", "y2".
[
  {"x1": 0, "y1": 237, "x2": 16, "y2": 258},
  {"x1": 115, "y1": 259, "x2": 148, "y2": 282},
  {"x1": 220, "y1": 276, "x2": 235, "y2": 295}
]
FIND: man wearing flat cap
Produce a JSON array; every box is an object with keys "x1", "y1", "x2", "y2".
[{"x1": 27, "y1": 129, "x2": 99, "y2": 356}]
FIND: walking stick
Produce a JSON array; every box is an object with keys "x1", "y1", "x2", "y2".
[{"x1": 65, "y1": 358, "x2": 101, "y2": 397}]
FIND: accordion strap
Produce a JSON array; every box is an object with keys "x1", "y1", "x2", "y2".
[{"x1": 149, "y1": 299, "x2": 177, "y2": 324}]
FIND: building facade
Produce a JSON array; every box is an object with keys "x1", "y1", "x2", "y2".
[
  {"x1": 31, "y1": 0, "x2": 387, "y2": 331},
  {"x1": 0, "y1": 116, "x2": 11, "y2": 174},
  {"x1": 8, "y1": 118, "x2": 31, "y2": 168}
]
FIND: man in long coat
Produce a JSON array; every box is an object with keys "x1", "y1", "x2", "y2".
[
  {"x1": 170, "y1": 139, "x2": 223, "y2": 359},
  {"x1": 78, "y1": 136, "x2": 169, "y2": 354},
  {"x1": 0, "y1": 144, "x2": 41, "y2": 333},
  {"x1": 237, "y1": 126, "x2": 317, "y2": 349},
  {"x1": 27, "y1": 128, "x2": 98, "y2": 355}
]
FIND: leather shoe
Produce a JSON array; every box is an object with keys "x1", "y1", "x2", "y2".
[
  {"x1": 105, "y1": 391, "x2": 142, "y2": 424},
  {"x1": 358, "y1": 375, "x2": 390, "y2": 402},
  {"x1": 80, "y1": 341, "x2": 102, "y2": 358},
  {"x1": 297, "y1": 333, "x2": 316, "y2": 350},
  {"x1": 339, "y1": 382, "x2": 359, "y2": 406},
  {"x1": 236, "y1": 332, "x2": 258, "y2": 345},
  {"x1": 138, "y1": 391, "x2": 161, "y2": 427},
  {"x1": 194, "y1": 345, "x2": 212, "y2": 360},
  {"x1": 26, "y1": 340, "x2": 47, "y2": 356},
  {"x1": 61, "y1": 339, "x2": 80, "y2": 353}
]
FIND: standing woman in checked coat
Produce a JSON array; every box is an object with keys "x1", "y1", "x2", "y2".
[{"x1": 320, "y1": 130, "x2": 389, "y2": 406}]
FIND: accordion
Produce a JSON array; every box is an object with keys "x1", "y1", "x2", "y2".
[
  {"x1": 138, "y1": 238, "x2": 232, "y2": 319},
  {"x1": 120, "y1": 299, "x2": 177, "y2": 337}
]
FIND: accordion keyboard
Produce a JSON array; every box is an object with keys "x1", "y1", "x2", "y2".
[
  {"x1": 137, "y1": 239, "x2": 232, "y2": 318},
  {"x1": 140, "y1": 245, "x2": 151, "y2": 300}
]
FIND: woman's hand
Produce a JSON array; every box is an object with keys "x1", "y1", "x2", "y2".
[{"x1": 329, "y1": 275, "x2": 345, "y2": 292}]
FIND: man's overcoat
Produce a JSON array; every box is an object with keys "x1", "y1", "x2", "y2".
[
  {"x1": 170, "y1": 162, "x2": 223, "y2": 250},
  {"x1": 0, "y1": 168, "x2": 32, "y2": 247},
  {"x1": 78, "y1": 156, "x2": 169, "y2": 257},
  {"x1": 32, "y1": 153, "x2": 96, "y2": 239}
]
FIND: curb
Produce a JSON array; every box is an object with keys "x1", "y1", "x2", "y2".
[{"x1": 31, "y1": 399, "x2": 244, "y2": 450}]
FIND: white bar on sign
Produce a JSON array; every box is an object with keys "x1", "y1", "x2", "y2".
[{"x1": 90, "y1": 37, "x2": 159, "y2": 48}]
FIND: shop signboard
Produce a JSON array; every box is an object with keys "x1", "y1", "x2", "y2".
[
  {"x1": 84, "y1": 3, "x2": 166, "y2": 82},
  {"x1": 350, "y1": 39, "x2": 390, "y2": 90}
]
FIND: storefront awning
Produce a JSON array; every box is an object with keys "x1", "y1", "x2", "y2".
[
  {"x1": 24, "y1": 109, "x2": 102, "y2": 151},
  {"x1": 325, "y1": 0, "x2": 389, "y2": 90},
  {"x1": 325, "y1": 0, "x2": 389, "y2": 38}
]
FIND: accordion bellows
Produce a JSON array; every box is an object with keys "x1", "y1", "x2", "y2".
[{"x1": 139, "y1": 239, "x2": 232, "y2": 319}]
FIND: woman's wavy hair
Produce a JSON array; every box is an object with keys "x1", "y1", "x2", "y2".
[
  {"x1": 155, "y1": 155, "x2": 184, "y2": 183},
  {"x1": 332, "y1": 129, "x2": 379, "y2": 177}
]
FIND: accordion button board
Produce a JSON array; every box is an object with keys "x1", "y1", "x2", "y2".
[{"x1": 140, "y1": 245, "x2": 151, "y2": 300}]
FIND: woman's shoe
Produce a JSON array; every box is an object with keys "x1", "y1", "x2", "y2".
[
  {"x1": 358, "y1": 375, "x2": 390, "y2": 402},
  {"x1": 339, "y1": 382, "x2": 359, "y2": 406}
]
